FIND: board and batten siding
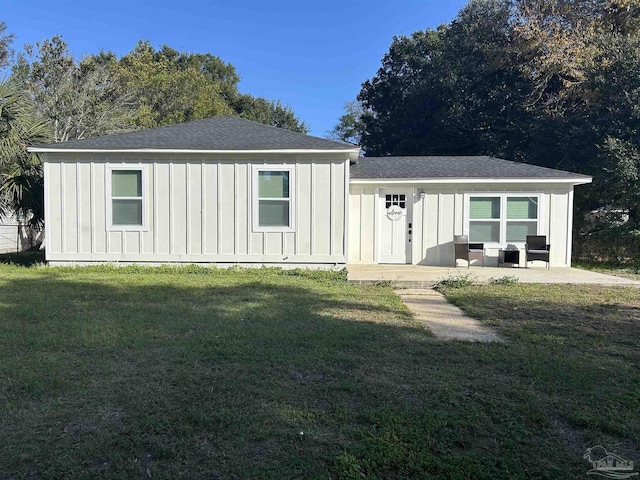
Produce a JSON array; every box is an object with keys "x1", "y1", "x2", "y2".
[
  {"x1": 349, "y1": 183, "x2": 576, "y2": 267},
  {"x1": 44, "y1": 152, "x2": 349, "y2": 265}
]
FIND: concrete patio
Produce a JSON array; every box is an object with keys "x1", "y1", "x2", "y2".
[{"x1": 347, "y1": 264, "x2": 640, "y2": 287}]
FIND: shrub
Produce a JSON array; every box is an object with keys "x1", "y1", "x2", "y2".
[
  {"x1": 574, "y1": 223, "x2": 640, "y2": 266},
  {"x1": 488, "y1": 275, "x2": 520, "y2": 286},
  {"x1": 433, "y1": 272, "x2": 476, "y2": 291}
]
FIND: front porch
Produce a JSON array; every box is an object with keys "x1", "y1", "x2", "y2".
[{"x1": 347, "y1": 264, "x2": 640, "y2": 288}]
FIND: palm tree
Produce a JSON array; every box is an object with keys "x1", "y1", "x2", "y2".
[{"x1": 0, "y1": 76, "x2": 51, "y2": 227}]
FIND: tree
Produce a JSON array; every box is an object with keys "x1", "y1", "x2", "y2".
[
  {"x1": 111, "y1": 41, "x2": 308, "y2": 132},
  {"x1": 0, "y1": 76, "x2": 51, "y2": 226},
  {"x1": 16, "y1": 36, "x2": 137, "y2": 142},
  {"x1": 600, "y1": 137, "x2": 640, "y2": 224},
  {"x1": 0, "y1": 21, "x2": 14, "y2": 70},
  {"x1": 327, "y1": 101, "x2": 363, "y2": 145},
  {"x1": 588, "y1": 31, "x2": 640, "y2": 227},
  {"x1": 510, "y1": 0, "x2": 640, "y2": 119},
  {"x1": 357, "y1": 28, "x2": 451, "y2": 156},
  {"x1": 232, "y1": 94, "x2": 308, "y2": 133},
  {"x1": 356, "y1": 0, "x2": 535, "y2": 159},
  {"x1": 111, "y1": 41, "x2": 235, "y2": 129},
  {"x1": 334, "y1": 0, "x2": 640, "y2": 249},
  {"x1": 343, "y1": 0, "x2": 639, "y2": 170}
]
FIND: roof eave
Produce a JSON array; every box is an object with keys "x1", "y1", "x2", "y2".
[{"x1": 29, "y1": 147, "x2": 361, "y2": 155}]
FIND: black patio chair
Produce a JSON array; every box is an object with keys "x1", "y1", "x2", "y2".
[
  {"x1": 525, "y1": 235, "x2": 550, "y2": 269},
  {"x1": 454, "y1": 235, "x2": 484, "y2": 268}
]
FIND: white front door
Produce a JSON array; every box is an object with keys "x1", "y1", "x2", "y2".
[{"x1": 379, "y1": 189, "x2": 412, "y2": 264}]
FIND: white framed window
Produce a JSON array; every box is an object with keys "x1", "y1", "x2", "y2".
[
  {"x1": 252, "y1": 166, "x2": 295, "y2": 232},
  {"x1": 505, "y1": 196, "x2": 538, "y2": 242},
  {"x1": 107, "y1": 165, "x2": 147, "y2": 231},
  {"x1": 469, "y1": 196, "x2": 501, "y2": 243},
  {"x1": 467, "y1": 194, "x2": 539, "y2": 244}
]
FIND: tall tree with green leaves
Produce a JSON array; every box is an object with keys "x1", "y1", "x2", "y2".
[
  {"x1": 339, "y1": 0, "x2": 640, "y2": 228},
  {"x1": 355, "y1": 0, "x2": 535, "y2": 160},
  {"x1": 15, "y1": 36, "x2": 308, "y2": 137},
  {"x1": 589, "y1": 31, "x2": 640, "y2": 225},
  {"x1": 0, "y1": 21, "x2": 14, "y2": 70},
  {"x1": 232, "y1": 94, "x2": 308, "y2": 133},
  {"x1": 15, "y1": 36, "x2": 137, "y2": 142},
  {"x1": 109, "y1": 40, "x2": 308, "y2": 133},
  {"x1": 110, "y1": 41, "x2": 235, "y2": 129},
  {"x1": 327, "y1": 101, "x2": 364, "y2": 146},
  {"x1": 346, "y1": 0, "x2": 639, "y2": 158},
  {"x1": 0, "y1": 77, "x2": 51, "y2": 226}
]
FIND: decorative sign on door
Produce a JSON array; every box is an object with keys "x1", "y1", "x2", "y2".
[{"x1": 386, "y1": 204, "x2": 403, "y2": 221}]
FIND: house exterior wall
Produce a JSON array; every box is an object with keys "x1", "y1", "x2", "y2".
[
  {"x1": 44, "y1": 152, "x2": 349, "y2": 265},
  {"x1": 349, "y1": 182, "x2": 577, "y2": 267}
]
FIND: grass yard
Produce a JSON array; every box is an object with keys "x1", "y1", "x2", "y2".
[
  {"x1": 574, "y1": 260, "x2": 640, "y2": 281},
  {"x1": 0, "y1": 265, "x2": 639, "y2": 479}
]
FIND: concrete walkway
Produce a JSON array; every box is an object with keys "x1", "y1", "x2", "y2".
[
  {"x1": 349, "y1": 264, "x2": 640, "y2": 288},
  {"x1": 399, "y1": 289, "x2": 504, "y2": 342}
]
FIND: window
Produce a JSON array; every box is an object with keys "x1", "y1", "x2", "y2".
[
  {"x1": 253, "y1": 167, "x2": 294, "y2": 231},
  {"x1": 385, "y1": 194, "x2": 406, "y2": 209},
  {"x1": 108, "y1": 167, "x2": 145, "y2": 229},
  {"x1": 468, "y1": 195, "x2": 538, "y2": 243},
  {"x1": 469, "y1": 197, "x2": 501, "y2": 243},
  {"x1": 506, "y1": 197, "x2": 538, "y2": 242}
]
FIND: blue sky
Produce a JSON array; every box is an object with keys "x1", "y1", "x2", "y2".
[{"x1": 3, "y1": 0, "x2": 466, "y2": 137}]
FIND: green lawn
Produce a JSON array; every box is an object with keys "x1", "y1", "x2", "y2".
[
  {"x1": 574, "y1": 260, "x2": 640, "y2": 281},
  {"x1": 0, "y1": 265, "x2": 638, "y2": 479}
]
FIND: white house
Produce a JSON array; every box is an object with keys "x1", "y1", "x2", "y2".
[{"x1": 29, "y1": 116, "x2": 591, "y2": 268}]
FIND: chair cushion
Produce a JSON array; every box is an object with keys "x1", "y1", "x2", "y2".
[{"x1": 528, "y1": 249, "x2": 549, "y2": 254}]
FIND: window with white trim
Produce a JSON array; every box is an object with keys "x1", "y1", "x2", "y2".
[
  {"x1": 469, "y1": 197, "x2": 501, "y2": 243},
  {"x1": 468, "y1": 195, "x2": 538, "y2": 243},
  {"x1": 505, "y1": 197, "x2": 538, "y2": 242},
  {"x1": 108, "y1": 168, "x2": 145, "y2": 229},
  {"x1": 253, "y1": 167, "x2": 294, "y2": 231}
]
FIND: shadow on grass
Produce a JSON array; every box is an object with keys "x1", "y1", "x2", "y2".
[
  {"x1": 0, "y1": 272, "x2": 434, "y2": 479},
  {"x1": 0, "y1": 248, "x2": 45, "y2": 266},
  {"x1": 0, "y1": 272, "x2": 638, "y2": 479}
]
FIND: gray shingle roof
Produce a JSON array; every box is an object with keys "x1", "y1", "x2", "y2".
[
  {"x1": 34, "y1": 115, "x2": 356, "y2": 151},
  {"x1": 350, "y1": 156, "x2": 590, "y2": 180}
]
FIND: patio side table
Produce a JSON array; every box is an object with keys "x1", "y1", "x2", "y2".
[{"x1": 498, "y1": 249, "x2": 520, "y2": 268}]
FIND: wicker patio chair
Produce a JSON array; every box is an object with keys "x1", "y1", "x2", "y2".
[
  {"x1": 454, "y1": 235, "x2": 485, "y2": 268},
  {"x1": 525, "y1": 235, "x2": 550, "y2": 269}
]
